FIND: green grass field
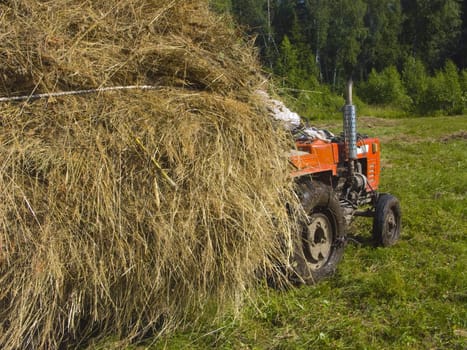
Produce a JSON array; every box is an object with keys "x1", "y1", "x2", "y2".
[{"x1": 101, "y1": 115, "x2": 466, "y2": 350}]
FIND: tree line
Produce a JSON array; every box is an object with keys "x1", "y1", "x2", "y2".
[{"x1": 210, "y1": 0, "x2": 466, "y2": 116}]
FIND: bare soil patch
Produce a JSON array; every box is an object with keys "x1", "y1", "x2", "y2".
[{"x1": 440, "y1": 131, "x2": 467, "y2": 143}]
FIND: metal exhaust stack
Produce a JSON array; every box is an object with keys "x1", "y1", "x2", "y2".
[{"x1": 343, "y1": 79, "x2": 357, "y2": 174}]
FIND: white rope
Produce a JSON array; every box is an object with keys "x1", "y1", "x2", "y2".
[{"x1": 0, "y1": 85, "x2": 161, "y2": 102}]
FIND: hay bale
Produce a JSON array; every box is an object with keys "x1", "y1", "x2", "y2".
[{"x1": 0, "y1": 1, "x2": 298, "y2": 348}]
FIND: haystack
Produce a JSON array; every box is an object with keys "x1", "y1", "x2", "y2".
[{"x1": 0, "y1": 1, "x2": 298, "y2": 348}]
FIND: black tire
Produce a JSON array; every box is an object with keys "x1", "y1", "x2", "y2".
[
  {"x1": 292, "y1": 181, "x2": 346, "y2": 284},
  {"x1": 372, "y1": 194, "x2": 401, "y2": 247}
]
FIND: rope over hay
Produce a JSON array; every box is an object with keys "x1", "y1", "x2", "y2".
[{"x1": 0, "y1": 85, "x2": 161, "y2": 102}]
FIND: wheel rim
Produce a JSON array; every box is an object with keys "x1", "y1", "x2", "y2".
[
  {"x1": 385, "y1": 209, "x2": 397, "y2": 240},
  {"x1": 303, "y1": 213, "x2": 333, "y2": 270}
]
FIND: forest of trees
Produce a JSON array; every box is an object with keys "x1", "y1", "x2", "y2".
[{"x1": 210, "y1": 0, "x2": 467, "y2": 116}]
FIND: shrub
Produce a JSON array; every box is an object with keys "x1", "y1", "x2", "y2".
[
  {"x1": 278, "y1": 85, "x2": 344, "y2": 121},
  {"x1": 423, "y1": 60, "x2": 463, "y2": 115},
  {"x1": 460, "y1": 69, "x2": 467, "y2": 112},
  {"x1": 402, "y1": 57, "x2": 429, "y2": 111},
  {"x1": 359, "y1": 66, "x2": 409, "y2": 107},
  {"x1": 461, "y1": 69, "x2": 467, "y2": 92}
]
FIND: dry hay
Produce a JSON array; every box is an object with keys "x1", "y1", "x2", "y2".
[{"x1": 0, "y1": 0, "x2": 298, "y2": 349}]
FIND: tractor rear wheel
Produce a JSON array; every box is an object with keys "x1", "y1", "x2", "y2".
[
  {"x1": 372, "y1": 194, "x2": 401, "y2": 246},
  {"x1": 292, "y1": 181, "x2": 346, "y2": 284}
]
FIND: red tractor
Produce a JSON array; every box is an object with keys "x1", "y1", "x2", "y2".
[{"x1": 289, "y1": 82, "x2": 401, "y2": 284}]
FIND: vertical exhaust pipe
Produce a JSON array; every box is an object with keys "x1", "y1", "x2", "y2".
[
  {"x1": 344, "y1": 79, "x2": 357, "y2": 160},
  {"x1": 343, "y1": 80, "x2": 357, "y2": 174}
]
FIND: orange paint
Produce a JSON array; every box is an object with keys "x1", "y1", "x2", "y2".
[{"x1": 290, "y1": 138, "x2": 381, "y2": 190}]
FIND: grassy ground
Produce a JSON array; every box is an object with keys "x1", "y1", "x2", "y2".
[{"x1": 101, "y1": 115, "x2": 466, "y2": 350}]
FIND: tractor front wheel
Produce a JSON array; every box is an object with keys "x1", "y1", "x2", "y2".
[
  {"x1": 372, "y1": 193, "x2": 401, "y2": 246},
  {"x1": 292, "y1": 181, "x2": 346, "y2": 284}
]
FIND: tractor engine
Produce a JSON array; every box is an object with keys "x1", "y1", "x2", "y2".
[{"x1": 290, "y1": 81, "x2": 381, "y2": 224}]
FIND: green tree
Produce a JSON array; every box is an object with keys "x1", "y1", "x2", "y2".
[
  {"x1": 270, "y1": 2, "x2": 318, "y2": 90},
  {"x1": 322, "y1": 0, "x2": 367, "y2": 88},
  {"x1": 401, "y1": 0, "x2": 462, "y2": 69},
  {"x1": 275, "y1": 35, "x2": 301, "y2": 87},
  {"x1": 297, "y1": 0, "x2": 331, "y2": 82},
  {"x1": 231, "y1": 0, "x2": 267, "y2": 30},
  {"x1": 289, "y1": 5, "x2": 319, "y2": 87},
  {"x1": 453, "y1": 0, "x2": 467, "y2": 68},
  {"x1": 211, "y1": 0, "x2": 466, "y2": 115},
  {"x1": 359, "y1": 0, "x2": 403, "y2": 78},
  {"x1": 230, "y1": 0, "x2": 278, "y2": 67},
  {"x1": 272, "y1": 0, "x2": 295, "y2": 41}
]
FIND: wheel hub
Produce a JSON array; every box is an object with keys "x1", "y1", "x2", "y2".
[
  {"x1": 304, "y1": 213, "x2": 332, "y2": 270},
  {"x1": 386, "y1": 210, "x2": 396, "y2": 238}
]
